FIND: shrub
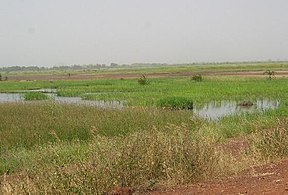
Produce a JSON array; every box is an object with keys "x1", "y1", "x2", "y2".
[
  {"x1": 138, "y1": 75, "x2": 149, "y2": 85},
  {"x1": 191, "y1": 74, "x2": 203, "y2": 82},
  {"x1": 263, "y1": 70, "x2": 275, "y2": 80},
  {"x1": 24, "y1": 92, "x2": 51, "y2": 101},
  {"x1": 157, "y1": 97, "x2": 193, "y2": 110}
]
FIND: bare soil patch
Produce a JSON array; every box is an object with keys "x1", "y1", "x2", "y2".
[
  {"x1": 146, "y1": 137, "x2": 288, "y2": 195},
  {"x1": 7, "y1": 70, "x2": 288, "y2": 81},
  {"x1": 146, "y1": 159, "x2": 288, "y2": 195}
]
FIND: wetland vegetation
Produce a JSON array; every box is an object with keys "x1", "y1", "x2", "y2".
[{"x1": 1, "y1": 62, "x2": 288, "y2": 194}]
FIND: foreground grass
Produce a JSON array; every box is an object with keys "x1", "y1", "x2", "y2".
[
  {"x1": 0, "y1": 128, "x2": 222, "y2": 194},
  {"x1": 0, "y1": 100, "x2": 287, "y2": 193},
  {"x1": 0, "y1": 102, "x2": 195, "y2": 153},
  {"x1": 1, "y1": 114, "x2": 288, "y2": 194}
]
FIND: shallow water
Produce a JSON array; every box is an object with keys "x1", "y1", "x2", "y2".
[
  {"x1": 0, "y1": 93, "x2": 124, "y2": 108},
  {"x1": 48, "y1": 94, "x2": 124, "y2": 108},
  {"x1": 0, "y1": 93, "x2": 23, "y2": 102},
  {"x1": 193, "y1": 99, "x2": 280, "y2": 120},
  {"x1": 0, "y1": 92, "x2": 280, "y2": 118},
  {"x1": 15, "y1": 88, "x2": 57, "y2": 93}
]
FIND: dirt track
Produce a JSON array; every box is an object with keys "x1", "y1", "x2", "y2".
[
  {"x1": 145, "y1": 138, "x2": 288, "y2": 195},
  {"x1": 7, "y1": 70, "x2": 288, "y2": 81},
  {"x1": 147, "y1": 159, "x2": 288, "y2": 195}
]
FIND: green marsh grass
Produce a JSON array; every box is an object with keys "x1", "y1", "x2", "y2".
[
  {"x1": 23, "y1": 92, "x2": 51, "y2": 101},
  {"x1": 0, "y1": 74, "x2": 287, "y2": 107},
  {"x1": 0, "y1": 102, "x2": 195, "y2": 153},
  {"x1": 157, "y1": 96, "x2": 193, "y2": 110},
  {"x1": 64, "y1": 77, "x2": 288, "y2": 106}
]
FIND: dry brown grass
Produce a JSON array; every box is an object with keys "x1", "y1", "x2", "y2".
[{"x1": 1, "y1": 125, "x2": 227, "y2": 194}]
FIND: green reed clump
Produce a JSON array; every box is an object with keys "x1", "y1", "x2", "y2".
[
  {"x1": 191, "y1": 74, "x2": 203, "y2": 82},
  {"x1": 23, "y1": 92, "x2": 50, "y2": 101},
  {"x1": 157, "y1": 96, "x2": 193, "y2": 110},
  {"x1": 138, "y1": 74, "x2": 150, "y2": 85}
]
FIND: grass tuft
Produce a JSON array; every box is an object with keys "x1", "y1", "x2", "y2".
[
  {"x1": 23, "y1": 92, "x2": 51, "y2": 101},
  {"x1": 157, "y1": 96, "x2": 193, "y2": 110}
]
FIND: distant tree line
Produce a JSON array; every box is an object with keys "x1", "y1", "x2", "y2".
[
  {"x1": 0, "y1": 63, "x2": 168, "y2": 73},
  {"x1": 0, "y1": 61, "x2": 287, "y2": 73},
  {"x1": 0, "y1": 64, "x2": 108, "y2": 73}
]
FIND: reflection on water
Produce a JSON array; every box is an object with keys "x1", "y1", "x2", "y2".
[
  {"x1": 48, "y1": 94, "x2": 124, "y2": 108},
  {"x1": 0, "y1": 93, "x2": 23, "y2": 102},
  {"x1": 0, "y1": 93, "x2": 124, "y2": 108},
  {"x1": 193, "y1": 99, "x2": 280, "y2": 120},
  {"x1": 16, "y1": 88, "x2": 57, "y2": 93},
  {"x1": 0, "y1": 92, "x2": 280, "y2": 118}
]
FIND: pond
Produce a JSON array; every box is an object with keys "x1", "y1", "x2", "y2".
[
  {"x1": 48, "y1": 94, "x2": 124, "y2": 108},
  {"x1": 193, "y1": 99, "x2": 280, "y2": 120},
  {"x1": 0, "y1": 93, "x2": 23, "y2": 102},
  {"x1": 0, "y1": 93, "x2": 124, "y2": 108},
  {"x1": 0, "y1": 92, "x2": 280, "y2": 119}
]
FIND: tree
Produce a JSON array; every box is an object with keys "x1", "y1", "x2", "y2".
[{"x1": 110, "y1": 63, "x2": 118, "y2": 67}]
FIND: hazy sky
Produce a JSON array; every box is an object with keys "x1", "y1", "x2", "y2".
[{"x1": 1, "y1": 0, "x2": 288, "y2": 67}]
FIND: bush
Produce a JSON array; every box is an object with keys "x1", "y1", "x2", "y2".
[
  {"x1": 157, "y1": 97, "x2": 193, "y2": 110},
  {"x1": 24, "y1": 92, "x2": 51, "y2": 101},
  {"x1": 191, "y1": 74, "x2": 203, "y2": 82},
  {"x1": 263, "y1": 70, "x2": 275, "y2": 80},
  {"x1": 138, "y1": 75, "x2": 150, "y2": 85}
]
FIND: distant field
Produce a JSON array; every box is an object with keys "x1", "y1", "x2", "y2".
[{"x1": 1, "y1": 61, "x2": 288, "y2": 81}]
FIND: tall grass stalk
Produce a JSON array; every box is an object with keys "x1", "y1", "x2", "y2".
[
  {"x1": 250, "y1": 118, "x2": 288, "y2": 161},
  {"x1": 1, "y1": 126, "x2": 234, "y2": 194}
]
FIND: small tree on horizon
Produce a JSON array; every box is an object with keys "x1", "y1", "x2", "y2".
[{"x1": 264, "y1": 70, "x2": 275, "y2": 80}]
